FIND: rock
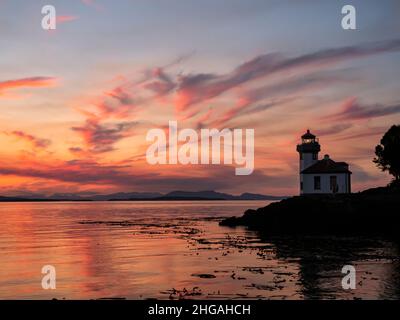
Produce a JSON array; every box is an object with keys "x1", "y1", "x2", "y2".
[
  {"x1": 220, "y1": 186, "x2": 400, "y2": 236},
  {"x1": 191, "y1": 273, "x2": 216, "y2": 279}
]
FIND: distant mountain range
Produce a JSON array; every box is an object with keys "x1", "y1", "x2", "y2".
[
  {"x1": 152, "y1": 191, "x2": 285, "y2": 201},
  {"x1": 0, "y1": 190, "x2": 287, "y2": 202}
]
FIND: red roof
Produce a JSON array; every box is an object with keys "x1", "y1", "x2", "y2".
[{"x1": 301, "y1": 158, "x2": 351, "y2": 174}]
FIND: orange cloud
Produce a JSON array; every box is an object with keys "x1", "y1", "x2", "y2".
[{"x1": 0, "y1": 77, "x2": 57, "y2": 96}]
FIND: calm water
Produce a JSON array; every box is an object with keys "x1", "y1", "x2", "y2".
[{"x1": 0, "y1": 201, "x2": 399, "y2": 300}]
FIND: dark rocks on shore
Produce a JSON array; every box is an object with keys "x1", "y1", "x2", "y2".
[
  {"x1": 191, "y1": 273, "x2": 216, "y2": 279},
  {"x1": 219, "y1": 185, "x2": 400, "y2": 236}
]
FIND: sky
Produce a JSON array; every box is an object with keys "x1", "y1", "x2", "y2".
[{"x1": 0, "y1": 0, "x2": 400, "y2": 196}]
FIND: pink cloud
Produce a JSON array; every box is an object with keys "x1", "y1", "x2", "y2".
[
  {"x1": 325, "y1": 97, "x2": 400, "y2": 121},
  {"x1": 174, "y1": 38, "x2": 400, "y2": 113},
  {"x1": 57, "y1": 15, "x2": 79, "y2": 24}
]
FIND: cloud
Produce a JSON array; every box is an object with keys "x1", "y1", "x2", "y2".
[
  {"x1": 216, "y1": 100, "x2": 283, "y2": 126},
  {"x1": 144, "y1": 67, "x2": 176, "y2": 98},
  {"x1": 214, "y1": 70, "x2": 349, "y2": 126},
  {"x1": 314, "y1": 124, "x2": 353, "y2": 136},
  {"x1": 0, "y1": 160, "x2": 128, "y2": 185},
  {"x1": 174, "y1": 38, "x2": 400, "y2": 111},
  {"x1": 98, "y1": 85, "x2": 139, "y2": 119},
  {"x1": 71, "y1": 61, "x2": 183, "y2": 156},
  {"x1": 10, "y1": 40, "x2": 394, "y2": 194},
  {"x1": 4, "y1": 131, "x2": 51, "y2": 149},
  {"x1": 56, "y1": 15, "x2": 79, "y2": 24},
  {"x1": 68, "y1": 147, "x2": 88, "y2": 157},
  {"x1": 81, "y1": 0, "x2": 104, "y2": 11},
  {"x1": 71, "y1": 119, "x2": 138, "y2": 153},
  {"x1": 245, "y1": 71, "x2": 354, "y2": 103},
  {"x1": 72, "y1": 38, "x2": 400, "y2": 130},
  {"x1": 71, "y1": 81, "x2": 143, "y2": 155},
  {"x1": 331, "y1": 126, "x2": 387, "y2": 142},
  {"x1": 0, "y1": 159, "x2": 272, "y2": 193},
  {"x1": 0, "y1": 77, "x2": 57, "y2": 96},
  {"x1": 325, "y1": 97, "x2": 400, "y2": 121}
]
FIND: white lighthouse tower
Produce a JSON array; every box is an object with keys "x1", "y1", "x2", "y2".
[{"x1": 296, "y1": 130, "x2": 320, "y2": 173}]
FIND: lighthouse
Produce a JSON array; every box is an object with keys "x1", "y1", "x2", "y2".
[
  {"x1": 296, "y1": 130, "x2": 320, "y2": 172},
  {"x1": 296, "y1": 130, "x2": 351, "y2": 195}
]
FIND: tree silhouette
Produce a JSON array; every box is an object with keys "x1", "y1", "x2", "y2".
[{"x1": 373, "y1": 125, "x2": 400, "y2": 182}]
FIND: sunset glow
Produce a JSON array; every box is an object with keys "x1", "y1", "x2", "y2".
[{"x1": 1, "y1": 0, "x2": 400, "y2": 197}]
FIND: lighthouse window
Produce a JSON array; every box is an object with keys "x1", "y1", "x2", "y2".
[
  {"x1": 312, "y1": 153, "x2": 317, "y2": 160},
  {"x1": 314, "y1": 176, "x2": 321, "y2": 190},
  {"x1": 300, "y1": 153, "x2": 303, "y2": 160}
]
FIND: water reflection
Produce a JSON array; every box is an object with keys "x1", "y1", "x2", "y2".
[
  {"x1": 0, "y1": 201, "x2": 398, "y2": 299},
  {"x1": 263, "y1": 235, "x2": 400, "y2": 299}
]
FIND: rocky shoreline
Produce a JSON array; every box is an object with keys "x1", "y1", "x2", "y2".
[{"x1": 220, "y1": 186, "x2": 400, "y2": 236}]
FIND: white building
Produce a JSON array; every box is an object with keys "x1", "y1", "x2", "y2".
[{"x1": 296, "y1": 130, "x2": 351, "y2": 195}]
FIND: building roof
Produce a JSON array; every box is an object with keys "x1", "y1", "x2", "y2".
[
  {"x1": 301, "y1": 129, "x2": 315, "y2": 139},
  {"x1": 301, "y1": 157, "x2": 352, "y2": 174}
]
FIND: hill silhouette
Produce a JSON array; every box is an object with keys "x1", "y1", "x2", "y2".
[{"x1": 0, "y1": 190, "x2": 286, "y2": 202}]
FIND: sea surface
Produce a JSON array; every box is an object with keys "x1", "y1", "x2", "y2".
[{"x1": 0, "y1": 201, "x2": 399, "y2": 300}]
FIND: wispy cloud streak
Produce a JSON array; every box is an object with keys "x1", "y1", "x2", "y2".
[
  {"x1": 4, "y1": 131, "x2": 51, "y2": 149},
  {"x1": 0, "y1": 77, "x2": 57, "y2": 96},
  {"x1": 325, "y1": 97, "x2": 400, "y2": 121}
]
